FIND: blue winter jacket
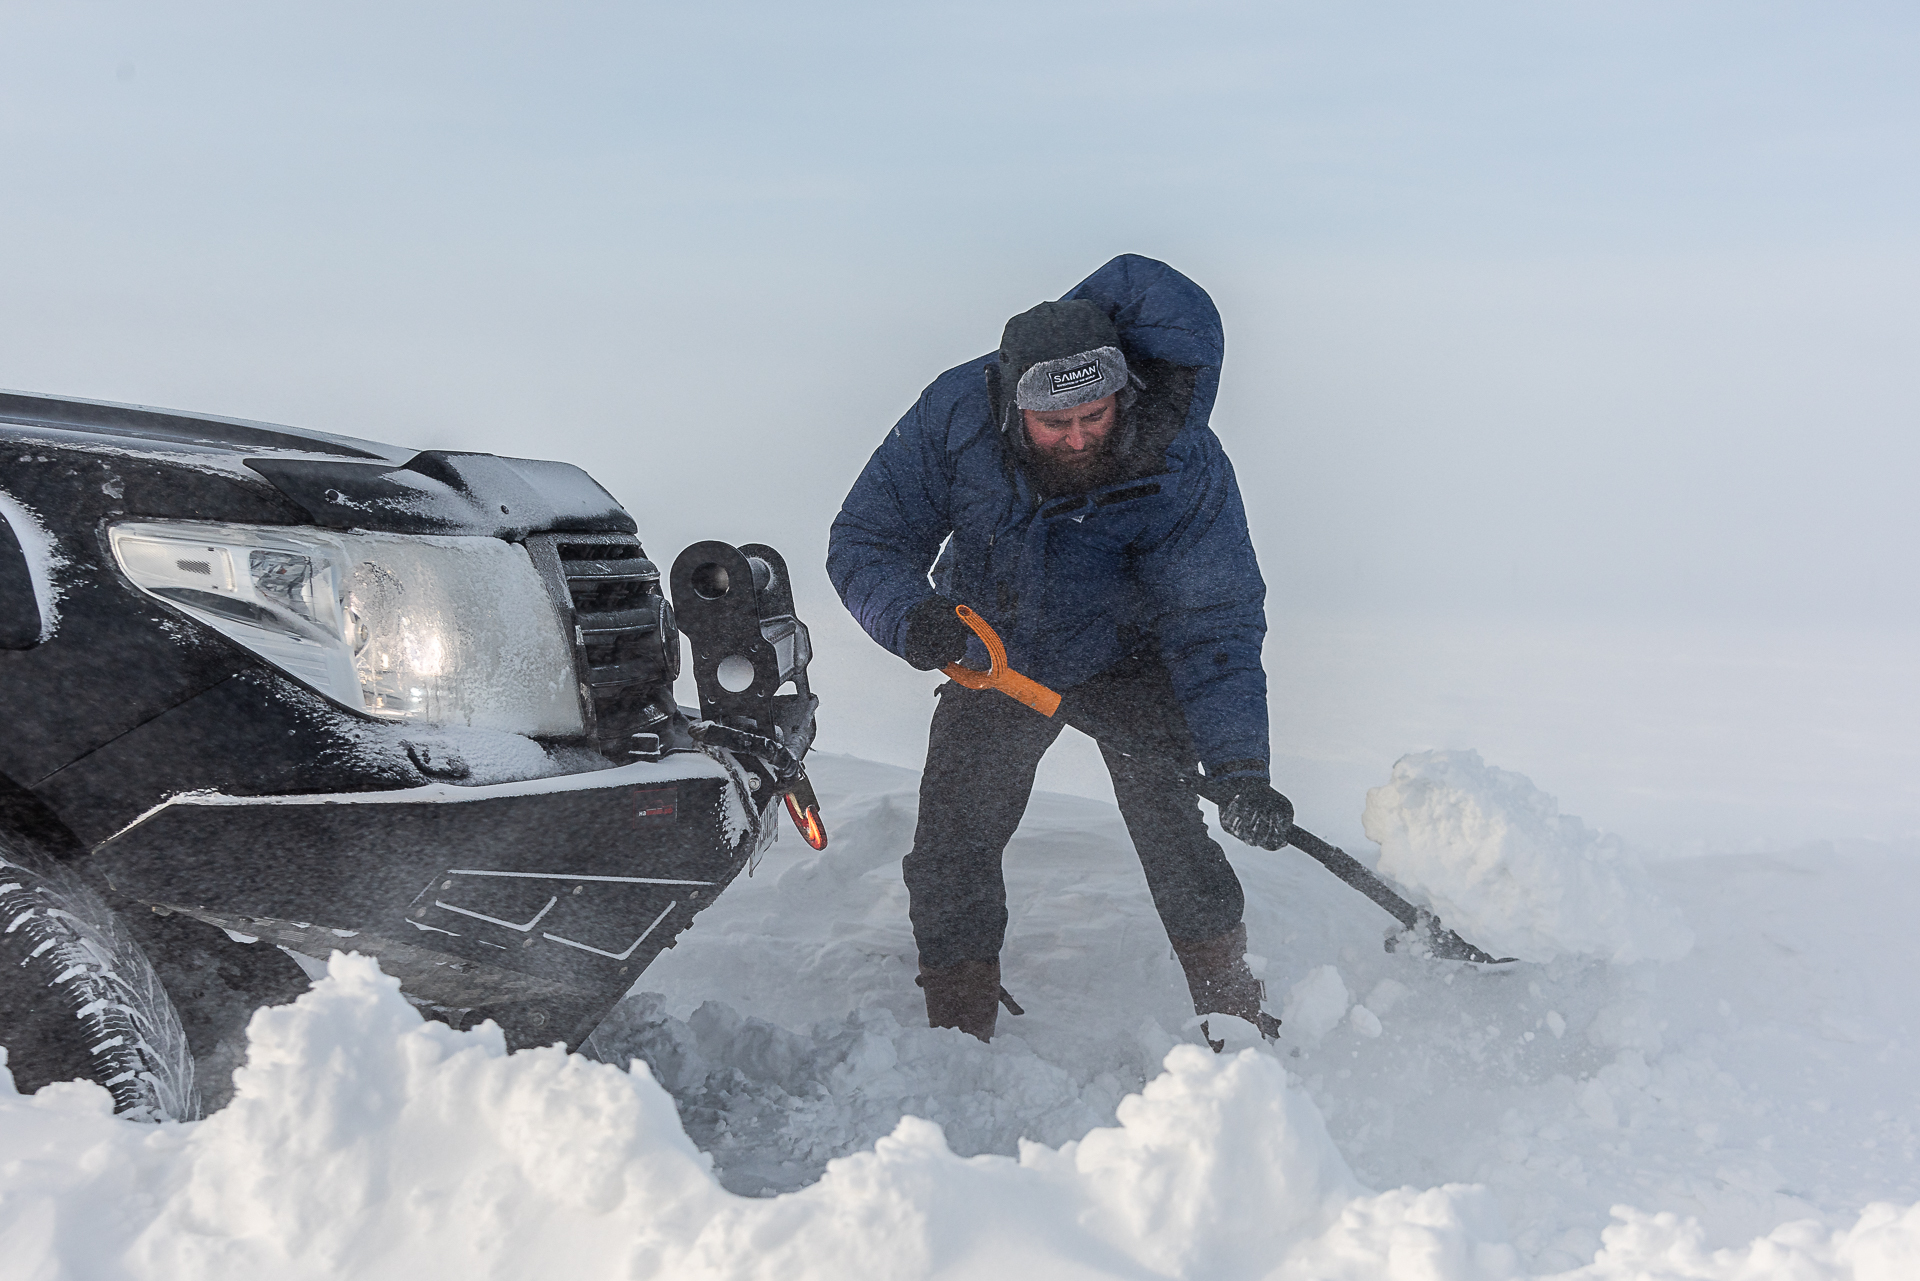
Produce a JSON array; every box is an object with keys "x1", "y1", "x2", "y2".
[{"x1": 827, "y1": 255, "x2": 1270, "y2": 776}]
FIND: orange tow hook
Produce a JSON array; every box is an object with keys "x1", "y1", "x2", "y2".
[
  {"x1": 940, "y1": 605, "x2": 1062, "y2": 717},
  {"x1": 783, "y1": 772, "x2": 828, "y2": 850}
]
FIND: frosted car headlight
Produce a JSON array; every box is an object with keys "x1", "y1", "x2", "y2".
[{"x1": 110, "y1": 521, "x2": 585, "y2": 736}]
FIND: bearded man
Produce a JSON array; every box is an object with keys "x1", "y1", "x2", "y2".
[{"x1": 827, "y1": 255, "x2": 1293, "y2": 1043}]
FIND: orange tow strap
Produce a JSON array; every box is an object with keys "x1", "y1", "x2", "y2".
[{"x1": 940, "y1": 605, "x2": 1062, "y2": 717}]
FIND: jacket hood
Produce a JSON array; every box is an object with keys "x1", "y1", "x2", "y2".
[
  {"x1": 1060, "y1": 253, "x2": 1224, "y2": 429},
  {"x1": 986, "y1": 255, "x2": 1225, "y2": 476}
]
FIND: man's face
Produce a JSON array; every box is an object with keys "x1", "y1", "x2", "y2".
[{"x1": 1022, "y1": 394, "x2": 1117, "y2": 470}]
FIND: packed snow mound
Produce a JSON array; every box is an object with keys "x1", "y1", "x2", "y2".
[
  {"x1": 4, "y1": 952, "x2": 1916, "y2": 1279},
  {"x1": 583, "y1": 992, "x2": 1140, "y2": 1196},
  {"x1": 1559, "y1": 1204, "x2": 1920, "y2": 1281},
  {"x1": 1362, "y1": 750, "x2": 1693, "y2": 964},
  {"x1": 1283, "y1": 964, "x2": 1353, "y2": 1044},
  {"x1": 0, "y1": 951, "x2": 1506, "y2": 1280},
  {"x1": 618, "y1": 755, "x2": 1919, "y2": 1267}
]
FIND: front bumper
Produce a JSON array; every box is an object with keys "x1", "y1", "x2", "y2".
[{"x1": 94, "y1": 752, "x2": 774, "y2": 1048}]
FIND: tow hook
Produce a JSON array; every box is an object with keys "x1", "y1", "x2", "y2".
[
  {"x1": 688, "y1": 719, "x2": 829, "y2": 850},
  {"x1": 783, "y1": 773, "x2": 828, "y2": 850}
]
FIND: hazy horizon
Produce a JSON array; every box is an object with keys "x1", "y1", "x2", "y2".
[{"x1": 5, "y1": 2, "x2": 1916, "y2": 841}]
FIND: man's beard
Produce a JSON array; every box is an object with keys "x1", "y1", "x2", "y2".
[{"x1": 1024, "y1": 438, "x2": 1120, "y2": 497}]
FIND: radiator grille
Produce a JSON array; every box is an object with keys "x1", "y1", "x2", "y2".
[
  {"x1": 558, "y1": 541, "x2": 643, "y2": 561},
  {"x1": 566, "y1": 577, "x2": 656, "y2": 614},
  {"x1": 525, "y1": 532, "x2": 680, "y2": 755}
]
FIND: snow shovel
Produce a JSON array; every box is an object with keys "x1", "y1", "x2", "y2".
[{"x1": 941, "y1": 605, "x2": 1514, "y2": 965}]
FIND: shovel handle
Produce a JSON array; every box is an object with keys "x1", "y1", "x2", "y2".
[
  {"x1": 941, "y1": 605, "x2": 1062, "y2": 717},
  {"x1": 934, "y1": 606, "x2": 1510, "y2": 964}
]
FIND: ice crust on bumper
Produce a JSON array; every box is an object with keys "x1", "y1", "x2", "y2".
[{"x1": 124, "y1": 751, "x2": 732, "y2": 811}]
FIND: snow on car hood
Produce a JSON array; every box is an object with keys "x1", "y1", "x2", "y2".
[
  {"x1": 244, "y1": 450, "x2": 635, "y2": 539},
  {"x1": 0, "y1": 486, "x2": 66, "y2": 642},
  {"x1": 2, "y1": 389, "x2": 633, "y2": 538}
]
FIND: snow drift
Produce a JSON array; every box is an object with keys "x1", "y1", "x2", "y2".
[
  {"x1": 3, "y1": 952, "x2": 1915, "y2": 1280},
  {"x1": 1362, "y1": 750, "x2": 1693, "y2": 963},
  {"x1": 5, "y1": 754, "x2": 1916, "y2": 1278},
  {"x1": 0, "y1": 952, "x2": 1504, "y2": 1280}
]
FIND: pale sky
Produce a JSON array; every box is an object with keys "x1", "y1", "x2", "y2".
[
  {"x1": 5, "y1": 3, "x2": 1918, "y2": 837},
  {"x1": 5, "y1": 1, "x2": 1915, "y2": 621}
]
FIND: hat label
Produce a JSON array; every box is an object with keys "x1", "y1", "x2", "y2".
[
  {"x1": 1012, "y1": 345, "x2": 1130, "y2": 412},
  {"x1": 1048, "y1": 362, "x2": 1102, "y2": 398}
]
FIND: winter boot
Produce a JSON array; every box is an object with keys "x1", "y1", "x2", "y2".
[
  {"x1": 1169, "y1": 922, "x2": 1282, "y2": 1050},
  {"x1": 917, "y1": 957, "x2": 1002, "y2": 1042}
]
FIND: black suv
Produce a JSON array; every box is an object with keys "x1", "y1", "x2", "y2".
[{"x1": 0, "y1": 390, "x2": 822, "y2": 1118}]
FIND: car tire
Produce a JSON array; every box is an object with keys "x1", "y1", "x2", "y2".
[{"x1": 0, "y1": 828, "x2": 199, "y2": 1120}]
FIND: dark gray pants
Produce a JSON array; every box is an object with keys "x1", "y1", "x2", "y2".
[{"x1": 904, "y1": 656, "x2": 1246, "y2": 969}]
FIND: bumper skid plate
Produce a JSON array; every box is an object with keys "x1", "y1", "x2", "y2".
[{"x1": 95, "y1": 756, "x2": 767, "y2": 1048}]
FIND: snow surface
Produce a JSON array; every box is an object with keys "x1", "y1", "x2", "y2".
[
  {"x1": 1362, "y1": 750, "x2": 1695, "y2": 964},
  {"x1": 3, "y1": 752, "x2": 1918, "y2": 1278}
]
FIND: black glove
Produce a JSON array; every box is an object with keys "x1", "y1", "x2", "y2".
[
  {"x1": 1219, "y1": 779, "x2": 1294, "y2": 851},
  {"x1": 903, "y1": 596, "x2": 973, "y2": 671}
]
